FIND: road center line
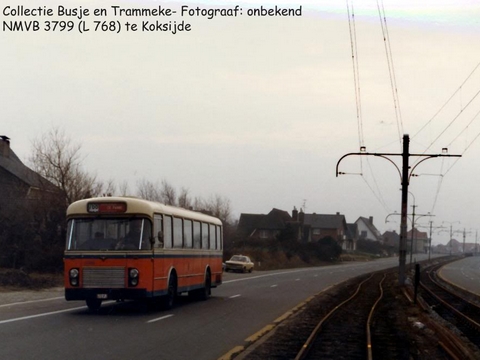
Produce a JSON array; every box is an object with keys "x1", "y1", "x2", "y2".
[
  {"x1": 229, "y1": 294, "x2": 241, "y2": 299},
  {"x1": 147, "y1": 314, "x2": 174, "y2": 323},
  {"x1": 271, "y1": 285, "x2": 277, "y2": 288}
]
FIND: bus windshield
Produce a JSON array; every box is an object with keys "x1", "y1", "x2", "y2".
[{"x1": 66, "y1": 218, "x2": 152, "y2": 251}]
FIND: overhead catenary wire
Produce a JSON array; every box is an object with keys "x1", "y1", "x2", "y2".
[
  {"x1": 346, "y1": 0, "x2": 365, "y2": 177},
  {"x1": 362, "y1": 176, "x2": 391, "y2": 213},
  {"x1": 412, "y1": 61, "x2": 480, "y2": 140},
  {"x1": 419, "y1": 88, "x2": 480, "y2": 157},
  {"x1": 376, "y1": 0, "x2": 404, "y2": 149},
  {"x1": 345, "y1": 0, "x2": 394, "y2": 214},
  {"x1": 446, "y1": 108, "x2": 480, "y2": 148}
]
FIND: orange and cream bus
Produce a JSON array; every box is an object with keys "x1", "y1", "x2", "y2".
[{"x1": 64, "y1": 197, "x2": 223, "y2": 311}]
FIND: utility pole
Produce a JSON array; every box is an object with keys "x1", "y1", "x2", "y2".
[
  {"x1": 409, "y1": 204, "x2": 417, "y2": 266},
  {"x1": 476, "y1": 230, "x2": 478, "y2": 256},
  {"x1": 429, "y1": 221, "x2": 433, "y2": 261},
  {"x1": 462, "y1": 228, "x2": 473, "y2": 254},
  {"x1": 336, "y1": 134, "x2": 461, "y2": 286}
]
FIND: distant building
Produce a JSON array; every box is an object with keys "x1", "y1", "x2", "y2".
[
  {"x1": 355, "y1": 216, "x2": 383, "y2": 242},
  {"x1": 406, "y1": 227, "x2": 429, "y2": 253},
  {"x1": 0, "y1": 135, "x2": 61, "y2": 208},
  {"x1": 383, "y1": 230, "x2": 400, "y2": 249},
  {"x1": 346, "y1": 223, "x2": 359, "y2": 251},
  {"x1": 301, "y1": 212, "x2": 349, "y2": 248},
  {"x1": 236, "y1": 208, "x2": 292, "y2": 240}
]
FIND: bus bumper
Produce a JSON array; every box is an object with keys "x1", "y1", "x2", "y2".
[{"x1": 65, "y1": 288, "x2": 151, "y2": 301}]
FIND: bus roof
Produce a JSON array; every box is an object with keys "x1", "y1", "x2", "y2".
[{"x1": 67, "y1": 197, "x2": 222, "y2": 225}]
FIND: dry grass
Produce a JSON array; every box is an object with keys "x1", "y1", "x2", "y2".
[{"x1": 0, "y1": 269, "x2": 63, "y2": 290}]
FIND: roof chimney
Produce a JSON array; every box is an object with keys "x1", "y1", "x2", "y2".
[
  {"x1": 0, "y1": 136, "x2": 10, "y2": 158},
  {"x1": 369, "y1": 216, "x2": 373, "y2": 224},
  {"x1": 292, "y1": 207, "x2": 298, "y2": 221}
]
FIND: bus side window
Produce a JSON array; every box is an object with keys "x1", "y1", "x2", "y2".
[
  {"x1": 209, "y1": 224, "x2": 216, "y2": 249},
  {"x1": 184, "y1": 219, "x2": 193, "y2": 248},
  {"x1": 154, "y1": 215, "x2": 163, "y2": 248},
  {"x1": 216, "y1": 225, "x2": 222, "y2": 250},
  {"x1": 173, "y1": 217, "x2": 183, "y2": 248},
  {"x1": 193, "y1": 221, "x2": 201, "y2": 249},
  {"x1": 164, "y1": 215, "x2": 173, "y2": 248},
  {"x1": 201, "y1": 222, "x2": 209, "y2": 249}
]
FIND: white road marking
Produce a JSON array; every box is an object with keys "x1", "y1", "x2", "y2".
[
  {"x1": 229, "y1": 295, "x2": 241, "y2": 299},
  {"x1": 0, "y1": 306, "x2": 86, "y2": 325},
  {"x1": 147, "y1": 314, "x2": 174, "y2": 323},
  {"x1": 295, "y1": 279, "x2": 300, "y2": 281},
  {"x1": 271, "y1": 285, "x2": 278, "y2": 288},
  {"x1": 0, "y1": 296, "x2": 64, "y2": 308}
]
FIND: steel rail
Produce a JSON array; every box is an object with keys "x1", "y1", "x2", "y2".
[
  {"x1": 366, "y1": 273, "x2": 386, "y2": 360},
  {"x1": 294, "y1": 273, "x2": 376, "y2": 360}
]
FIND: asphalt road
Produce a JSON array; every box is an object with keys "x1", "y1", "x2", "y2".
[
  {"x1": 0, "y1": 255, "x2": 434, "y2": 360},
  {"x1": 439, "y1": 255, "x2": 480, "y2": 295}
]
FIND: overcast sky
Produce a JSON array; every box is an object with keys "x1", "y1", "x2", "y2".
[{"x1": 2, "y1": 0, "x2": 480, "y2": 245}]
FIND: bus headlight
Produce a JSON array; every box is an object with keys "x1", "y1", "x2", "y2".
[
  {"x1": 128, "y1": 268, "x2": 139, "y2": 287},
  {"x1": 69, "y1": 268, "x2": 79, "y2": 287}
]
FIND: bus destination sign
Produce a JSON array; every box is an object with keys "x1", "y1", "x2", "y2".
[{"x1": 87, "y1": 202, "x2": 127, "y2": 214}]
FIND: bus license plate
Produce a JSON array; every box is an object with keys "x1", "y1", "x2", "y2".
[{"x1": 97, "y1": 294, "x2": 108, "y2": 299}]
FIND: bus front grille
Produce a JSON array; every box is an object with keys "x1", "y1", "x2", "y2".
[{"x1": 83, "y1": 267, "x2": 125, "y2": 288}]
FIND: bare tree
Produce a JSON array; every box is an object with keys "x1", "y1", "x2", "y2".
[
  {"x1": 178, "y1": 187, "x2": 192, "y2": 209},
  {"x1": 118, "y1": 180, "x2": 130, "y2": 196},
  {"x1": 29, "y1": 127, "x2": 101, "y2": 204},
  {"x1": 136, "y1": 178, "x2": 161, "y2": 201},
  {"x1": 102, "y1": 179, "x2": 116, "y2": 197},
  {"x1": 195, "y1": 194, "x2": 232, "y2": 224},
  {"x1": 160, "y1": 179, "x2": 176, "y2": 206}
]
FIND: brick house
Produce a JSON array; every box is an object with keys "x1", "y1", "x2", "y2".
[{"x1": 301, "y1": 212, "x2": 349, "y2": 247}]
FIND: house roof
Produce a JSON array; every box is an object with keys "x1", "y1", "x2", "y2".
[
  {"x1": 303, "y1": 213, "x2": 346, "y2": 229},
  {"x1": 237, "y1": 208, "x2": 292, "y2": 236},
  {"x1": 356, "y1": 216, "x2": 383, "y2": 240},
  {"x1": 0, "y1": 138, "x2": 59, "y2": 193},
  {"x1": 406, "y1": 228, "x2": 428, "y2": 240},
  {"x1": 383, "y1": 230, "x2": 400, "y2": 241}
]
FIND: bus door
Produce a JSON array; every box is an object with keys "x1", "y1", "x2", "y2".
[{"x1": 153, "y1": 215, "x2": 165, "y2": 295}]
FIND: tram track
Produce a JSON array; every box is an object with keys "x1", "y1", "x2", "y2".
[
  {"x1": 294, "y1": 272, "x2": 385, "y2": 359},
  {"x1": 235, "y1": 257, "x2": 480, "y2": 360},
  {"x1": 419, "y1": 261, "x2": 480, "y2": 352}
]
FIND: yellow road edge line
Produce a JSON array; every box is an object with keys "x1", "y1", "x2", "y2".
[
  {"x1": 245, "y1": 324, "x2": 276, "y2": 343},
  {"x1": 219, "y1": 283, "x2": 337, "y2": 359},
  {"x1": 274, "y1": 311, "x2": 293, "y2": 323},
  {"x1": 217, "y1": 346, "x2": 245, "y2": 360}
]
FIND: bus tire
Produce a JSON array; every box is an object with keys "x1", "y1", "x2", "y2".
[
  {"x1": 198, "y1": 272, "x2": 211, "y2": 301},
  {"x1": 162, "y1": 273, "x2": 177, "y2": 310},
  {"x1": 86, "y1": 299, "x2": 102, "y2": 311}
]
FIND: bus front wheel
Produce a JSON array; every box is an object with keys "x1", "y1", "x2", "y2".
[{"x1": 86, "y1": 298, "x2": 102, "y2": 311}]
